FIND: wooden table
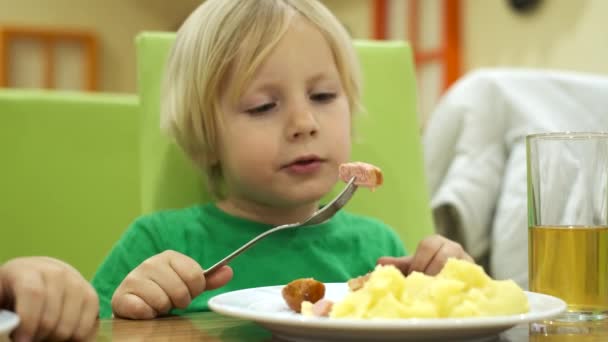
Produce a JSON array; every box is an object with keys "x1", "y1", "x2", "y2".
[{"x1": 89, "y1": 313, "x2": 608, "y2": 341}]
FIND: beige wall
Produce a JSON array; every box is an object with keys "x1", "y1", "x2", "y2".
[
  {"x1": 0, "y1": 0, "x2": 367, "y2": 93},
  {"x1": 321, "y1": 0, "x2": 371, "y2": 38},
  {"x1": 0, "y1": 0, "x2": 201, "y2": 93},
  {"x1": 4, "y1": 0, "x2": 606, "y2": 94},
  {"x1": 327, "y1": 0, "x2": 608, "y2": 118},
  {"x1": 328, "y1": 0, "x2": 608, "y2": 76},
  {"x1": 464, "y1": 0, "x2": 608, "y2": 75}
]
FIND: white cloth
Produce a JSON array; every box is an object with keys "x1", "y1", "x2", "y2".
[{"x1": 424, "y1": 68, "x2": 608, "y2": 288}]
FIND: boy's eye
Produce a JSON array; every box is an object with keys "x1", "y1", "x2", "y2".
[
  {"x1": 246, "y1": 102, "x2": 276, "y2": 115},
  {"x1": 310, "y1": 92, "x2": 337, "y2": 102}
]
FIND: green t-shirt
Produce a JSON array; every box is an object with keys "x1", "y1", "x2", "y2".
[{"x1": 92, "y1": 203, "x2": 407, "y2": 318}]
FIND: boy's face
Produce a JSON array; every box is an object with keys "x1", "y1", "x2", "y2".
[{"x1": 218, "y1": 17, "x2": 351, "y2": 214}]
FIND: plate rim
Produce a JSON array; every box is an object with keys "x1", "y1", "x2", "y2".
[{"x1": 209, "y1": 283, "x2": 567, "y2": 331}]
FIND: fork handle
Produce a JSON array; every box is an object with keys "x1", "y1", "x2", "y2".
[{"x1": 203, "y1": 222, "x2": 297, "y2": 276}]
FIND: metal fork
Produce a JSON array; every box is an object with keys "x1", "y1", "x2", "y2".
[{"x1": 203, "y1": 177, "x2": 358, "y2": 275}]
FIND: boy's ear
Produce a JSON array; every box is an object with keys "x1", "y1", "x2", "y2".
[
  {"x1": 208, "y1": 156, "x2": 219, "y2": 167},
  {"x1": 205, "y1": 153, "x2": 220, "y2": 168},
  {"x1": 206, "y1": 150, "x2": 219, "y2": 166},
  {"x1": 190, "y1": 152, "x2": 217, "y2": 170}
]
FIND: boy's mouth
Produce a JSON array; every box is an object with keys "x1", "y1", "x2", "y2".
[{"x1": 282, "y1": 155, "x2": 325, "y2": 174}]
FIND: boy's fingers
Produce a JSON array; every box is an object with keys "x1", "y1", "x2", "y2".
[
  {"x1": 429, "y1": 241, "x2": 474, "y2": 275},
  {"x1": 138, "y1": 278, "x2": 174, "y2": 316},
  {"x1": 425, "y1": 247, "x2": 451, "y2": 275},
  {"x1": 151, "y1": 262, "x2": 193, "y2": 310},
  {"x1": 204, "y1": 266, "x2": 233, "y2": 291},
  {"x1": 12, "y1": 273, "x2": 45, "y2": 342},
  {"x1": 168, "y1": 253, "x2": 206, "y2": 300},
  {"x1": 376, "y1": 256, "x2": 413, "y2": 274},
  {"x1": 36, "y1": 273, "x2": 65, "y2": 341},
  {"x1": 415, "y1": 237, "x2": 473, "y2": 275},
  {"x1": 410, "y1": 236, "x2": 444, "y2": 274},
  {"x1": 72, "y1": 288, "x2": 100, "y2": 341},
  {"x1": 49, "y1": 278, "x2": 85, "y2": 341},
  {"x1": 113, "y1": 292, "x2": 157, "y2": 320}
]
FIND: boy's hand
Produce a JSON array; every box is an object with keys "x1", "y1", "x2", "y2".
[
  {"x1": 111, "y1": 250, "x2": 233, "y2": 319},
  {"x1": 378, "y1": 234, "x2": 473, "y2": 276},
  {"x1": 0, "y1": 256, "x2": 99, "y2": 342}
]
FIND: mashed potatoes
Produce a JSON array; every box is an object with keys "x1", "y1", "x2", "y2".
[{"x1": 329, "y1": 258, "x2": 529, "y2": 319}]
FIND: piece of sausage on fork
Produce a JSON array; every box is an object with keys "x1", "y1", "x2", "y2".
[{"x1": 338, "y1": 162, "x2": 383, "y2": 191}]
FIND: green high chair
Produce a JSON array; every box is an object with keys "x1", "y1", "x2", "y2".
[
  {"x1": 0, "y1": 90, "x2": 141, "y2": 279},
  {"x1": 136, "y1": 32, "x2": 434, "y2": 253}
]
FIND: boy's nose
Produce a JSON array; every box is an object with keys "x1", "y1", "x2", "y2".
[{"x1": 287, "y1": 109, "x2": 319, "y2": 140}]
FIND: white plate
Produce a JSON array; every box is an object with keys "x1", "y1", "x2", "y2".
[
  {"x1": 0, "y1": 310, "x2": 19, "y2": 337},
  {"x1": 209, "y1": 283, "x2": 567, "y2": 341}
]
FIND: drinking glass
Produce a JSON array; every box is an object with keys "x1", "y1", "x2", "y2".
[{"x1": 527, "y1": 132, "x2": 608, "y2": 322}]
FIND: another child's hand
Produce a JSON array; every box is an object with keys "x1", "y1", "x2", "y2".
[
  {"x1": 111, "y1": 250, "x2": 233, "y2": 319},
  {"x1": 377, "y1": 234, "x2": 473, "y2": 276},
  {"x1": 0, "y1": 256, "x2": 99, "y2": 342}
]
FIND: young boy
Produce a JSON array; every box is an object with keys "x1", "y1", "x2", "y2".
[
  {"x1": 92, "y1": 0, "x2": 471, "y2": 319},
  {"x1": 0, "y1": 257, "x2": 99, "y2": 341}
]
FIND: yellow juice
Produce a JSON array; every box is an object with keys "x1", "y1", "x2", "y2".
[{"x1": 529, "y1": 225, "x2": 608, "y2": 313}]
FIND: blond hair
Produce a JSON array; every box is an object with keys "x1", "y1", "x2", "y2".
[{"x1": 161, "y1": 0, "x2": 362, "y2": 198}]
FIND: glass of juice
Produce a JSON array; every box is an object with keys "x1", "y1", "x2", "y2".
[{"x1": 527, "y1": 132, "x2": 608, "y2": 322}]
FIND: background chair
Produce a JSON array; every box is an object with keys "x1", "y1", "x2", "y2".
[
  {"x1": 0, "y1": 89, "x2": 140, "y2": 279},
  {"x1": 424, "y1": 68, "x2": 608, "y2": 287},
  {"x1": 136, "y1": 33, "x2": 434, "y2": 253}
]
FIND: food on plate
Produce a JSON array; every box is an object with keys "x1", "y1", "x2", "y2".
[
  {"x1": 282, "y1": 278, "x2": 325, "y2": 313},
  {"x1": 347, "y1": 273, "x2": 371, "y2": 291},
  {"x1": 289, "y1": 259, "x2": 529, "y2": 319},
  {"x1": 329, "y1": 258, "x2": 529, "y2": 319},
  {"x1": 338, "y1": 162, "x2": 383, "y2": 190},
  {"x1": 301, "y1": 298, "x2": 334, "y2": 317}
]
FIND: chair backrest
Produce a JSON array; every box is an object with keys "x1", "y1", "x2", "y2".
[
  {"x1": 0, "y1": 89, "x2": 141, "y2": 279},
  {"x1": 136, "y1": 32, "x2": 434, "y2": 252}
]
